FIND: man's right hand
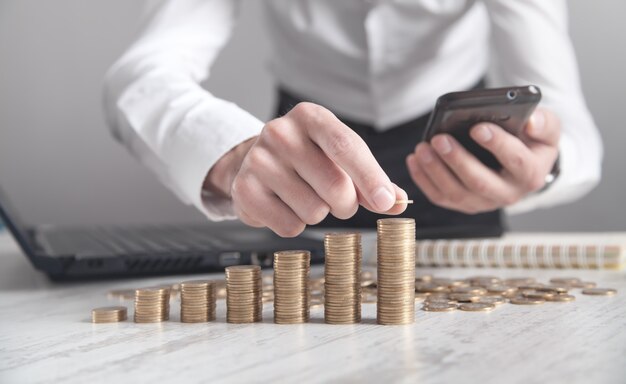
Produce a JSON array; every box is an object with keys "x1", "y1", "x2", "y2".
[{"x1": 204, "y1": 102, "x2": 408, "y2": 237}]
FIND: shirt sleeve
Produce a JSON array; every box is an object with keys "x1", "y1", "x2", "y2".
[
  {"x1": 103, "y1": 0, "x2": 264, "y2": 221},
  {"x1": 482, "y1": 0, "x2": 603, "y2": 215}
]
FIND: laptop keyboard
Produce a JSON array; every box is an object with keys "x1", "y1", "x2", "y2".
[{"x1": 39, "y1": 225, "x2": 233, "y2": 257}]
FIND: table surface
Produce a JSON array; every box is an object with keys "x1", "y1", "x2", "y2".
[{"x1": 0, "y1": 231, "x2": 625, "y2": 384}]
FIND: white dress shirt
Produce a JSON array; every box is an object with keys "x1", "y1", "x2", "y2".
[{"x1": 104, "y1": 0, "x2": 602, "y2": 222}]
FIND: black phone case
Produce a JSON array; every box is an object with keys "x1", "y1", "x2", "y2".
[{"x1": 422, "y1": 85, "x2": 541, "y2": 169}]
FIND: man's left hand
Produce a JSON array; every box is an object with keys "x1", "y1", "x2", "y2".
[{"x1": 406, "y1": 108, "x2": 560, "y2": 214}]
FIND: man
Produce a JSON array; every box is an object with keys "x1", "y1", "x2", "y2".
[{"x1": 104, "y1": 0, "x2": 601, "y2": 238}]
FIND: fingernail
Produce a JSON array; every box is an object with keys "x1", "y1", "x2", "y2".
[
  {"x1": 475, "y1": 125, "x2": 493, "y2": 142},
  {"x1": 372, "y1": 186, "x2": 395, "y2": 211},
  {"x1": 433, "y1": 136, "x2": 452, "y2": 154},
  {"x1": 532, "y1": 110, "x2": 545, "y2": 134},
  {"x1": 418, "y1": 147, "x2": 434, "y2": 164}
]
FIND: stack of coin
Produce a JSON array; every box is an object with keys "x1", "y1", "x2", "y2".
[
  {"x1": 180, "y1": 280, "x2": 216, "y2": 323},
  {"x1": 134, "y1": 287, "x2": 170, "y2": 323},
  {"x1": 274, "y1": 250, "x2": 311, "y2": 324},
  {"x1": 91, "y1": 306, "x2": 127, "y2": 323},
  {"x1": 377, "y1": 218, "x2": 416, "y2": 325},
  {"x1": 324, "y1": 232, "x2": 362, "y2": 324},
  {"x1": 226, "y1": 266, "x2": 263, "y2": 323}
]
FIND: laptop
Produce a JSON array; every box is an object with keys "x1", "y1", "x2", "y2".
[{"x1": 0, "y1": 186, "x2": 324, "y2": 281}]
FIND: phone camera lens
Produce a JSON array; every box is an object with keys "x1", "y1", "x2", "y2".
[{"x1": 507, "y1": 90, "x2": 518, "y2": 100}]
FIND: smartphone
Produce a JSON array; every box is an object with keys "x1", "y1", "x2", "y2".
[{"x1": 422, "y1": 85, "x2": 541, "y2": 169}]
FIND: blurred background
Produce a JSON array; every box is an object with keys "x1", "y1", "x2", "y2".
[{"x1": 0, "y1": 0, "x2": 624, "y2": 231}]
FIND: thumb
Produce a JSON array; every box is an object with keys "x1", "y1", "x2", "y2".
[{"x1": 525, "y1": 108, "x2": 560, "y2": 146}]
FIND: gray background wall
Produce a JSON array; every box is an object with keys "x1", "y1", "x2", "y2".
[{"x1": 0, "y1": 0, "x2": 624, "y2": 231}]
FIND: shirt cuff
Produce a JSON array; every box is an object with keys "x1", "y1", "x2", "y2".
[{"x1": 161, "y1": 98, "x2": 263, "y2": 221}]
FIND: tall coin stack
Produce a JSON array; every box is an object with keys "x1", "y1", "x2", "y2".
[
  {"x1": 273, "y1": 250, "x2": 311, "y2": 324},
  {"x1": 225, "y1": 266, "x2": 263, "y2": 323},
  {"x1": 324, "y1": 233, "x2": 362, "y2": 324},
  {"x1": 377, "y1": 218, "x2": 416, "y2": 325},
  {"x1": 134, "y1": 287, "x2": 171, "y2": 323},
  {"x1": 180, "y1": 280, "x2": 216, "y2": 323}
]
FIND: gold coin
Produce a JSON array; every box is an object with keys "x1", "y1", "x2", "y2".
[
  {"x1": 549, "y1": 277, "x2": 581, "y2": 285},
  {"x1": 582, "y1": 288, "x2": 617, "y2": 296},
  {"x1": 547, "y1": 294, "x2": 576, "y2": 302},
  {"x1": 91, "y1": 306, "x2": 128, "y2": 323},
  {"x1": 510, "y1": 297, "x2": 545, "y2": 305},
  {"x1": 504, "y1": 277, "x2": 536, "y2": 287},
  {"x1": 424, "y1": 297, "x2": 456, "y2": 305},
  {"x1": 474, "y1": 296, "x2": 506, "y2": 306},
  {"x1": 451, "y1": 286, "x2": 487, "y2": 295},
  {"x1": 570, "y1": 281, "x2": 597, "y2": 289},
  {"x1": 458, "y1": 303, "x2": 495, "y2": 312},
  {"x1": 274, "y1": 250, "x2": 311, "y2": 324},
  {"x1": 422, "y1": 303, "x2": 457, "y2": 312},
  {"x1": 376, "y1": 218, "x2": 415, "y2": 325},
  {"x1": 448, "y1": 293, "x2": 480, "y2": 303},
  {"x1": 521, "y1": 290, "x2": 554, "y2": 300}
]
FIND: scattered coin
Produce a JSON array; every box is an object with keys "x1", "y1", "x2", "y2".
[
  {"x1": 485, "y1": 285, "x2": 517, "y2": 296},
  {"x1": 571, "y1": 281, "x2": 597, "y2": 289},
  {"x1": 521, "y1": 290, "x2": 555, "y2": 300},
  {"x1": 459, "y1": 303, "x2": 495, "y2": 312},
  {"x1": 549, "y1": 277, "x2": 581, "y2": 286},
  {"x1": 537, "y1": 286, "x2": 569, "y2": 294},
  {"x1": 582, "y1": 288, "x2": 617, "y2": 296},
  {"x1": 474, "y1": 296, "x2": 507, "y2": 306},
  {"x1": 92, "y1": 306, "x2": 127, "y2": 323},
  {"x1": 448, "y1": 293, "x2": 481, "y2": 303},
  {"x1": 547, "y1": 294, "x2": 576, "y2": 302},
  {"x1": 416, "y1": 282, "x2": 449, "y2": 293},
  {"x1": 451, "y1": 286, "x2": 487, "y2": 295},
  {"x1": 510, "y1": 297, "x2": 545, "y2": 305},
  {"x1": 466, "y1": 276, "x2": 501, "y2": 286},
  {"x1": 423, "y1": 303, "x2": 457, "y2": 312},
  {"x1": 504, "y1": 277, "x2": 536, "y2": 287}
]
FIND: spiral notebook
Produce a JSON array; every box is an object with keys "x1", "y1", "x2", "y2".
[{"x1": 413, "y1": 232, "x2": 626, "y2": 270}]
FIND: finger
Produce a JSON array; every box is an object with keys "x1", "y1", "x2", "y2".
[
  {"x1": 252, "y1": 147, "x2": 331, "y2": 225},
  {"x1": 357, "y1": 183, "x2": 408, "y2": 215},
  {"x1": 406, "y1": 153, "x2": 446, "y2": 207},
  {"x1": 469, "y1": 123, "x2": 538, "y2": 184},
  {"x1": 430, "y1": 134, "x2": 521, "y2": 205},
  {"x1": 233, "y1": 203, "x2": 264, "y2": 228},
  {"x1": 232, "y1": 175, "x2": 305, "y2": 238},
  {"x1": 289, "y1": 103, "x2": 400, "y2": 212},
  {"x1": 414, "y1": 143, "x2": 472, "y2": 203},
  {"x1": 413, "y1": 144, "x2": 496, "y2": 211},
  {"x1": 262, "y1": 116, "x2": 359, "y2": 220},
  {"x1": 524, "y1": 108, "x2": 560, "y2": 146},
  {"x1": 290, "y1": 142, "x2": 359, "y2": 219}
]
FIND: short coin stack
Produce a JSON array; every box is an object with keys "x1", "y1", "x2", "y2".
[
  {"x1": 91, "y1": 306, "x2": 127, "y2": 323},
  {"x1": 134, "y1": 287, "x2": 170, "y2": 323},
  {"x1": 324, "y1": 232, "x2": 362, "y2": 324},
  {"x1": 225, "y1": 266, "x2": 263, "y2": 323},
  {"x1": 274, "y1": 250, "x2": 311, "y2": 324},
  {"x1": 180, "y1": 280, "x2": 216, "y2": 323},
  {"x1": 377, "y1": 218, "x2": 416, "y2": 325}
]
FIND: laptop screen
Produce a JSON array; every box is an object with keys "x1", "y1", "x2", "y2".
[{"x1": 0, "y1": 186, "x2": 34, "y2": 253}]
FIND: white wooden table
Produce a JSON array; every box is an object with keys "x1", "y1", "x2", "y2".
[{"x1": 0, "y1": 232, "x2": 625, "y2": 384}]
